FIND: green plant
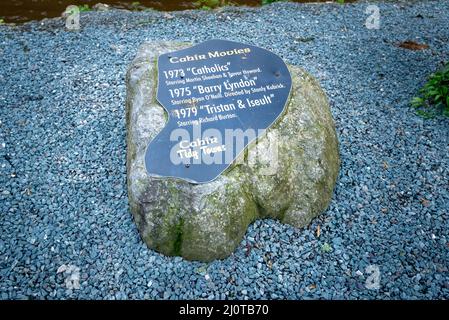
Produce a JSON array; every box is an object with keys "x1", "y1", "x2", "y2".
[
  {"x1": 321, "y1": 242, "x2": 333, "y2": 253},
  {"x1": 262, "y1": 0, "x2": 283, "y2": 5},
  {"x1": 411, "y1": 62, "x2": 449, "y2": 118},
  {"x1": 78, "y1": 4, "x2": 91, "y2": 12},
  {"x1": 336, "y1": 0, "x2": 345, "y2": 4},
  {"x1": 131, "y1": 1, "x2": 142, "y2": 10},
  {"x1": 194, "y1": 0, "x2": 221, "y2": 10},
  {"x1": 0, "y1": 19, "x2": 4, "y2": 25}
]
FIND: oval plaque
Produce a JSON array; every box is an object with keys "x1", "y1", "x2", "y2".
[{"x1": 145, "y1": 39, "x2": 292, "y2": 183}]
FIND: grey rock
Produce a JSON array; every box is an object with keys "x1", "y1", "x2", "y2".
[{"x1": 126, "y1": 41, "x2": 340, "y2": 261}]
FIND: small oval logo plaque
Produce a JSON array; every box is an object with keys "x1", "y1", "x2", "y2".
[{"x1": 145, "y1": 39, "x2": 292, "y2": 183}]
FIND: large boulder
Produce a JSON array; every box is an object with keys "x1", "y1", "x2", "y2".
[{"x1": 126, "y1": 41, "x2": 340, "y2": 261}]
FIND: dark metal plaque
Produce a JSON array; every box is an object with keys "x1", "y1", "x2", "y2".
[{"x1": 145, "y1": 39, "x2": 292, "y2": 183}]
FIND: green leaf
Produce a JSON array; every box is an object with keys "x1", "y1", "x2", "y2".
[
  {"x1": 443, "y1": 108, "x2": 449, "y2": 118},
  {"x1": 411, "y1": 62, "x2": 449, "y2": 118},
  {"x1": 416, "y1": 109, "x2": 435, "y2": 119},
  {"x1": 78, "y1": 4, "x2": 91, "y2": 12},
  {"x1": 195, "y1": 0, "x2": 221, "y2": 8},
  {"x1": 262, "y1": 0, "x2": 281, "y2": 5},
  {"x1": 411, "y1": 97, "x2": 424, "y2": 108}
]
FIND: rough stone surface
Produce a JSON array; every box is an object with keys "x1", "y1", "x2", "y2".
[{"x1": 126, "y1": 41, "x2": 340, "y2": 261}]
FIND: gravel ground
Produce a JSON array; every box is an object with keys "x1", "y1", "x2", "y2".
[{"x1": 0, "y1": 1, "x2": 448, "y2": 300}]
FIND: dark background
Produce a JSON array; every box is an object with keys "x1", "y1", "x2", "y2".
[{"x1": 0, "y1": 0, "x2": 336, "y2": 23}]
